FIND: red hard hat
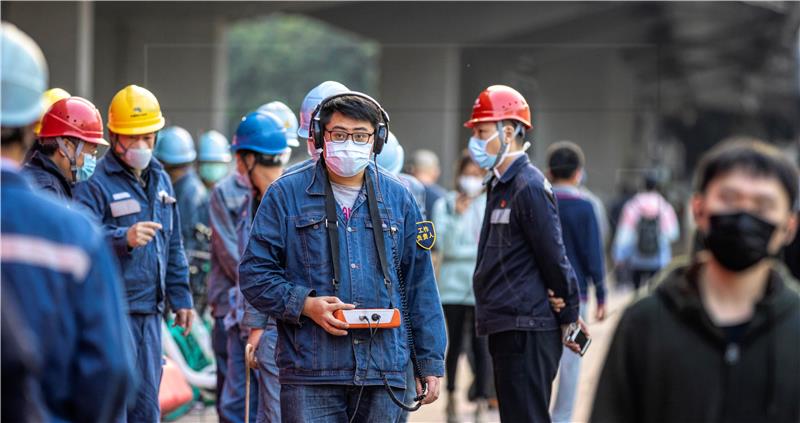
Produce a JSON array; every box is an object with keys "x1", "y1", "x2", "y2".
[
  {"x1": 464, "y1": 85, "x2": 531, "y2": 129},
  {"x1": 39, "y1": 97, "x2": 109, "y2": 146}
]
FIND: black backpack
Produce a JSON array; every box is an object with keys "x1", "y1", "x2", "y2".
[{"x1": 636, "y1": 214, "x2": 661, "y2": 257}]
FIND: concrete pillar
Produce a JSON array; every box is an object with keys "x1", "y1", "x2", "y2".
[
  {"x1": 76, "y1": 1, "x2": 94, "y2": 98},
  {"x1": 211, "y1": 18, "x2": 229, "y2": 134},
  {"x1": 3, "y1": 2, "x2": 79, "y2": 92},
  {"x1": 379, "y1": 45, "x2": 461, "y2": 187}
]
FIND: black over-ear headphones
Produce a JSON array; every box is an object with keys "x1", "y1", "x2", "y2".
[{"x1": 309, "y1": 91, "x2": 390, "y2": 155}]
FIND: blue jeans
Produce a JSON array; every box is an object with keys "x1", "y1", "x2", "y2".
[
  {"x1": 213, "y1": 317, "x2": 229, "y2": 418},
  {"x1": 551, "y1": 304, "x2": 589, "y2": 423},
  {"x1": 255, "y1": 323, "x2": 280, "y2": 423},
  {"x1": 395, "y1": 362, "x2": 415, "y2": 423},
  {"x1": 220, "y1": 325, "x2": 259, "y2": 423},
  {"x1": 281, "y1": 384, "x2": 405, "y2": 423},
  {"x1": 124, "y1": 314, "x2": 162, "y2": 423}
]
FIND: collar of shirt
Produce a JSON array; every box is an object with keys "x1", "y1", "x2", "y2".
[
  {"x1": 496, "y1": 154, "x2": 530, "y2": 184},
  {"x1": 27, "y1": 150, "x2": 72, "y2": 189},
  {"x1": 552, "y1": 184, "x2": 582, "y2": 197}
]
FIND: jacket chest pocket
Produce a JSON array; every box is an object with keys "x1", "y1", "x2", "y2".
[
  {"x1": 294, "y1": 214, "x2": 330, "y2": 268},
  {"x1": 486, "y1": 222, "x2": 512, "y2": 247},
  {"x1": 162, "y1": 202, "x2": 174, "y2": 234}
]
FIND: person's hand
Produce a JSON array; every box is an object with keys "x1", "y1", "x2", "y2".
[
  {"x1": 245, "y1": 328, "x2": 263, "y2": 369},
  {"x1": 301, "y1": 296, "x2": 355, "y2": 336},
  {"x1": 173, "y1": 308, "x2": 194, "y2": 336},
  {"x1": 561, "y1": 317, "x2": 590, "y2": 355},
  {"x1": 415, "y1": 376, "x2": 441, "y2": 405},
  {"x1": 595, "y1": 303, "x2": 607, "y2": 321},
  {"x1": 547, "y1": 289, "x2": 566, "y2": 313},
  {"x1": 127, "y1": 221, "x2": 162, "y2": 248},
  {"x1": 454, "y1": 193, "x2": 471, "y2": 215}
]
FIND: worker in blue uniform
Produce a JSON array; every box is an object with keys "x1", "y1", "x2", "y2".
[
  {"x1": 466, "y1": 85, "x2": 586, "y2": 423},
  {"x1": 23, "y1": 96, "x2": 107, "y2": 202},
  {"x1": 1, "y1": 22, "x2": 136, "y2": 422},
  {"x1": 239, "y1": 92, "x2": 447, "y2": 422},
  {"x1": 233, "y1": 111, "x2": 292, "y2": 423},
  {"x1": 197, "y1": 129, "x2": 233, "y2": 188},
  {"x1": 74, "y1": 84, "x2": 194, "y2": 422},
  {"x1": 154, "y1": 125, "x2": 212, "y2": 313}
]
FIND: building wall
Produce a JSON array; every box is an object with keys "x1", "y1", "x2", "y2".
[{"x1": 5, "y1": 2, "x2": 647, "y2": 196}]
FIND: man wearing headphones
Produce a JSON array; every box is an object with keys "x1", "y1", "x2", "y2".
[{"x1": 239, "y1": 93, "x2": 446, "y2": 421}]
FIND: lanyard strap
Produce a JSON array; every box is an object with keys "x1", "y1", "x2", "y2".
[
  {"x1": 365, "y1": 169, "x2": 394, "y2": 308},
  {"x1": 322, "y1": 166, "x2": 393, "y2": 306},
  {"x1": 323, "y1": 167, "x2": 342, "y2": 294}
]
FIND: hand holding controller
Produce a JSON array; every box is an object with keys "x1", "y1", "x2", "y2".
[{"x1": 302, "y1": 296, "x2": 355, "y2": 336}]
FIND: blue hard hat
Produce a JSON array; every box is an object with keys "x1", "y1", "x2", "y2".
[
  {"x1": 154, "y1": 126, "x2": 196, "y2": 165},
  {"x1": 297, "y1": 81, "x2": 349, "y2": 140},
  {"x1": 376, "y1": 131, "x2": 404, "y2": 175},
  {"x1": 258, "y1": 101, "x2": 299, "y2": 148},
  {"x1": 198, "y1": 130, "x2": 231, "y2": 162},
  {"x1": 1, "y1": 23, "x2": 48, "y2": 127},
  {"x1": 232, "y1": 111, "x2": 290, "y2": 156}
]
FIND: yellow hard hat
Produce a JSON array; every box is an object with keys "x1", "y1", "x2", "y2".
[
  {"x1": 34, "y1": 88, "x2": 71, "y2": 134},
  {"x1": 107, "y1": 84, "x2": 165, "y2": 135}
]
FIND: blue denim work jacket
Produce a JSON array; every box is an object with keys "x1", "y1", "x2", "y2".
[
  {"x1": 74, "y1": 152, "x2": 192, "y2": 314},
  {"x1": 239, "y1": 161, "x2": 446, "y2": 388}
]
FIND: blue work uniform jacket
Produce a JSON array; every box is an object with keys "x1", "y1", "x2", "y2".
[
  {"x1": 174, "y1": 169, "x2": 210, "y2": 310},
  {"x1": 22, "y1": 150, "x2": 72, "y2": 200},
  {"x1": 208, "y1": 172, "x2": 249, "y2": 318},
  {"x1": 239, "y1": 161, "x2": 446, "y2": 388},
  {"x1": 74, "y1": 152, "x2": 192, "y2": 314},
  {"x1": 1, "y1": 164, "x2": 136, "y2": 422},
  {"x1": 173, "y1": 169, "x2": 209, "y2": 258},
  {"x1": 473, "y1": 155, "x2": 580, "y2": 336}
]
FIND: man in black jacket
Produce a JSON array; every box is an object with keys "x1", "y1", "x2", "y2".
[{"x1": 592, "y1": 139, "x2": 799, "y2": 423}]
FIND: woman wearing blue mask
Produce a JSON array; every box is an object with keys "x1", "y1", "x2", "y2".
[{"x1": 23, "y1": 96, "x2": 106, "y2": 202}]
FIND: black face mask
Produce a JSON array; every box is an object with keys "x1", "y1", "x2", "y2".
[{"x1": 704, "y1": 211, "x2": 777, "y2": 272}]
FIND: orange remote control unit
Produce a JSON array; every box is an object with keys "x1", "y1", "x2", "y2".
[{"x1": 333, "y1": 308, "x2": 401, "y2": 329}]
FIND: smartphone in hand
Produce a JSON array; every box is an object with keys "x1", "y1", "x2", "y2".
[{"x1": 565, "y1": 323, "x2": 592, "y2": 356}]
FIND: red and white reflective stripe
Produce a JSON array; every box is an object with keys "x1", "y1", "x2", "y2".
[{"x1": 1, "y1": 234, "x2": 90, "y2": 281}]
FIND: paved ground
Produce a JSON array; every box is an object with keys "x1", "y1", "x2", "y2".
[{"x1": 175, "y1": 288, "x2": 634, "y2": 423}]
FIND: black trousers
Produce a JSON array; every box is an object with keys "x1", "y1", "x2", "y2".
[
  {"x1": 443, "y1": 304, "x2": 491, "y2": 398},
  {"x1": 632, "y1": 269, "x2": 657, "y2": 290},
  {"x1": 488, "y1": 329, "x2": 562, "y2": 423}
]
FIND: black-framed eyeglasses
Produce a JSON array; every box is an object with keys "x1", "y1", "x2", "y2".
[{"x1": 324, "y1": 129, "x2": 374, "y2": 145}]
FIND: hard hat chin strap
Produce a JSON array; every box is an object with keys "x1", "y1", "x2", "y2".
[
  {"x1": 489, "y1": 121, "x2": 510, "y2": 171},
  {"x1": 490, "y1": 123, "x2": 529, "y2": 179},
  {"x1": 56, "y1": 137, "x2": 84, "y2": 181}
]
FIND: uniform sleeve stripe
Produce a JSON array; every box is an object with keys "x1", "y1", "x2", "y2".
[{"x1": 1, "y1": 235, "x2": 91, "y2": 281}]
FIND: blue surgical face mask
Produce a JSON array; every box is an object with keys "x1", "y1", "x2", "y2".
[
  {"x1": 199, "y1": 162, "x2": 230, "y2": 183},
  {"x1": 77, "y1": 153, "x2": 96, "y2": 182},
  {"x1": 324, "y1": 140, "x2": 372, "y2": 177},
  {"x1": 468, "y1": 132, "x2": 499, "y2": 169}
]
